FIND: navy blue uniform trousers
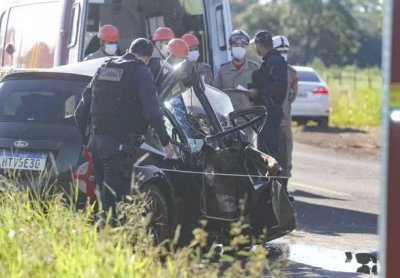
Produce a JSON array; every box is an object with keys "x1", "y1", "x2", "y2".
[
  {"x1": 88, "y1": 134, "x2": 135, "y2": 223},
  {"x1": 258, "y1": 106, "x2": 283, "y2": 163}
]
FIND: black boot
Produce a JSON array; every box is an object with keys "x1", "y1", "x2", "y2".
[{"x1": 280, "y1": 178, "x2": 294, "y2": 202}]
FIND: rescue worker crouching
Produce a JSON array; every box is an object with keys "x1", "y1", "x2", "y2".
[
  {"x1": 248, "y1": 30, "x2": 288, "y2": 180},
  {"x1": 273, "y1": 35, "x2": 298, "y2": 201},
  {"x1": 75, "y1": 38, "x2": 174, "y2": 225},
  {"x1": 181, "y1": 33, "x2": 213, "y2": 85},
  {"x1": 84, "y1": 24, "x2": 122, "y2": 61}
]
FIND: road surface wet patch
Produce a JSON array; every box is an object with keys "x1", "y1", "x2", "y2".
[{"x1": 266, "y1": 242, "x2": 379, "y2": 276}]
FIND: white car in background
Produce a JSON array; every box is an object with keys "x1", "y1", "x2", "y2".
[{"x1": 292, "y1": 66, "x2": 330, "y2": 127}]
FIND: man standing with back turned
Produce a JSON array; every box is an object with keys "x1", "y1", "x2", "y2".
[
  {"x1": 273, "y1": 35, "x2": 298, "y2": 201},
  {"x1": 249, "y1": 30, "x2": 288, "y2": 172},
  {"x1": 75, "y1": 38, "x2": 174, "y2": 224}
]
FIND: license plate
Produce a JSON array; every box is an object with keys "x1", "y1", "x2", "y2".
[
  {"x1": 0, "y1": 151, "x2": 48, "y2": 171},
  {"x1": 297, "y1": 92, "x2": 308, "y2": 98}
]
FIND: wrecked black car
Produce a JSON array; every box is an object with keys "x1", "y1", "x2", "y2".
[{"x1": 0, "y1": 57, "x2": 296, "y2": 243}]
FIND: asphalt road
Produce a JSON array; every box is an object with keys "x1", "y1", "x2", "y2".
[{"x1": 267, "y1": 142, "x2": 380, "y2": 277}]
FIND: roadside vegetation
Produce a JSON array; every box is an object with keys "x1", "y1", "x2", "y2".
[
  {"x1": 0, "y1": 182, "x2": 280, "y2": 278},
  {"x1": 309, "y1": 61, "x2": 382, "y2": 128},
  {"x1": 231, "y1": 0, "x2": 383, "y2": 129}
]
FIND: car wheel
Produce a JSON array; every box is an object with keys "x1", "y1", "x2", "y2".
[
  {"x1": 142, "y1": 184, "x2": 171, "y2": 244},
  {"x1": 317, "y1": 118, "x2": 329, "y2": 128}
]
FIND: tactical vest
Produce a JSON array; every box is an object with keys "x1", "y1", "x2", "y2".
[{"x1": 89, "y1": 58, "x2": 144, "y2": 135}]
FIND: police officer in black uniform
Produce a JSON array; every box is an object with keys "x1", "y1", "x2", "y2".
[
  {"x1": 249, "y1": 30, "x2": 288, "y2": 166},
  {"x1": 75, "y1": 38, "x2": 174, "y2": 223}
]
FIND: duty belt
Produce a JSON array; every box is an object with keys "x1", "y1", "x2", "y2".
[{"x1": 89, "y1": 124, "x2": 134, "y2": 139}]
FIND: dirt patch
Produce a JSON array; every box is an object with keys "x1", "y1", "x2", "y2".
[{"x1": 293, "y1": 126, "x2": 381, "y2": 159}]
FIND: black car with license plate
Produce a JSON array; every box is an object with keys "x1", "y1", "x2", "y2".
[{"x1": 0, "y1": 58, "x2": 296, "y2": 244}]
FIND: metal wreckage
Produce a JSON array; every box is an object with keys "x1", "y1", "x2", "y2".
[{"x1": 0, "y1": 55, "x2": 296, "y2": 244}]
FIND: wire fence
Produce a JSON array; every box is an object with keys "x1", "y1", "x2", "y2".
[
  {"x1": 320, "y1": 72, "x2": 382, "y2": 91},
  {"x1": 317, "y1": 70, "x2": 382, "y2": 126}
]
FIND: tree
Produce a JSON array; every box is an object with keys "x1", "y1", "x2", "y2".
[{"x1": 231, "y1": 0, "x2": 383, "y2": 67}]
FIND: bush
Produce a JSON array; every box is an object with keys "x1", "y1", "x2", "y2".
[{"x1": 0, "y1": 182, "x2": 275, "y2": 278}]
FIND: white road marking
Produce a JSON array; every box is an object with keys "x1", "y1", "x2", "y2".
[{"x1": 290, "y1": 181, "x2": 350, "y2": 197}]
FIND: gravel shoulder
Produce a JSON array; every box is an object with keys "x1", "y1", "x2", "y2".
[{"x1": 292, "y1": 125, "x2": 381, "y2": 159}]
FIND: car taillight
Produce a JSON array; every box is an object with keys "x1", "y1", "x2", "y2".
[{"x1": 313, "y1": 87, "x2": 329, "y2": 95}]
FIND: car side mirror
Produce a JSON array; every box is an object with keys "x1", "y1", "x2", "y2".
[{"x1": 5, "y1": 43, "x2": 15, "y2": 56}]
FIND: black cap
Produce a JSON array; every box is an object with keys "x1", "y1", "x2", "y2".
[
  {"x1": 130, "y1": 38, "x2": 154, "y2": 56},
  {"x1": 250, "y1": 30, "x2": 273, "y2": 46}
]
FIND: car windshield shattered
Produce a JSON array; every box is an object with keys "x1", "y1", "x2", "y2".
[{"x1": 159, "y1": 61, "x2": 234, "y2": 151}]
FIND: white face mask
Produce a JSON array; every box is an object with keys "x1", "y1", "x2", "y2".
[
  {"x1": 104, "y1": 44, "x2": 118, "y2": 55},
  {"x1": 281, "y1": 53, "x2": 288, "y2": 61},
  {"x1": 187, "y1": 50, "x2": 200, "y2": 62},
  {"x1": 160, "y1": 44, "x2": 169, "y2": 58},
  {"x1": 231, "y1": 47, "x2": 246, "y2": 60}
]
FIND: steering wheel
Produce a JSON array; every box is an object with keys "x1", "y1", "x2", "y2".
[{"x1": 205, "y1": 106, "x2": 267, "y2": 142}]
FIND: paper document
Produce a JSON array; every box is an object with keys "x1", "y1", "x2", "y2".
[{"x1": 236, "y1": 85, "x2": 250, "y2": 92}]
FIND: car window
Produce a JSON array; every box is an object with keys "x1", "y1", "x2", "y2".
[
  {"x1": 297, "y1": 70, "x2": 321, "y2": 82},
  {"x1": 0, "y1": 78, "x2": 87, "y2": 125},
  {"x1": 164, "y1": 86, "x2": 211, "y2": 152}
]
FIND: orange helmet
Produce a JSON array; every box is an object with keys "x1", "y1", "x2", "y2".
[
  {"x1": 152, "y1": 27, "x2": 175, "y2": 42},
  {"x1": 168, "y1": 39, "x2": 189, "y2": 57},
  {"x1": 98, "y1": 24, "x2": 119, "y2": 42},
  {"x1": 181, "y1": 33, "x2": 199, "y2": 48}
]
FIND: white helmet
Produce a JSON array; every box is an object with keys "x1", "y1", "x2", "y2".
[{"x1": 273, "y1": 36, "x2": 290, "y2": 52}]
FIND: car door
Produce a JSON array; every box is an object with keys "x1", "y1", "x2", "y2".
[{"x1": 204, "y1": 0, "x2": 232, "y2": 74}]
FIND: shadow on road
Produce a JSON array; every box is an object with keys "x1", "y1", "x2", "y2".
[
  {"x1": 302, "y1": 126, "x2": 367, "y2": 134},
  {"x1": 292, "y1": 190, "x2": 347, "y2": 201},
  {"x1": 283, "y1": 262, "x2": 372, "y2": 278},
  {"x1": 293, "y1": 200, "x2": 378, "y2": 236}
]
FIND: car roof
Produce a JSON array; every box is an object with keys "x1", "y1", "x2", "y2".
[
  {"x1": 49, "y1": 57, "x2": 113, "y2": 77},
  {"x1": 293, "y1": 66, "x2": 316, "y2": 72},
  {"x1": 2, "y1": 71, "x2": 92, "y2": 82},
  {"x1": 1, "y1": 57, "x2": 113, "y2": 82}
]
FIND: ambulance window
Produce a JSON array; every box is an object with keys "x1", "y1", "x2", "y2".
[
  {"x1": 6, "y1": 2, "x2": 60, "y2": 68},
  {"x1": 147, "y1": 16, "x2": 165, "y2": 39},
  {"x1": 0, "y1": 12, "x2": 6, "y2": 64},
  {"x1": 216, "y1": 6, "x2": 226, "y2": 50},
  {"x1": 68, "y1": 4, "x2": 80, "y2": 47}
]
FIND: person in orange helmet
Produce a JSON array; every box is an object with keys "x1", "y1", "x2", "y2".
[
  {"x1": 152, "y1": 27, "x2": 175, "y2": 59},
  {"x1": 181, "y1": 33, "x2": 213, "y2": 84},
  {"x1": 84, "y1": 24, "x2": 122, "y2": 60},
  {"x1": 147, "y1": 27, "x2": 176, "y2": 82}
]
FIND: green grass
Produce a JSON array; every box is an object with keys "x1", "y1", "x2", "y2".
[
  {"x1": 310, "y1": 63, "x2": 382, "y2": 128},
  {"x1": 0, "y1": 182, "x2": 276, "y2": 278}
]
